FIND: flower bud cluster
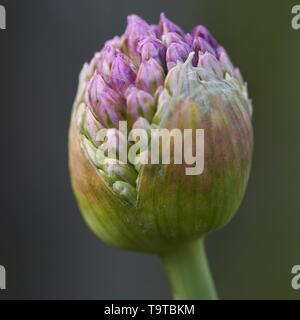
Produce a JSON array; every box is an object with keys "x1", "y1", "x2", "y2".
[{"x1": 74, "y1": 13, "x2": 250, "y2": 205}]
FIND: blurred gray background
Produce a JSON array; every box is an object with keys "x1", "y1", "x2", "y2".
[{"x1": 0, "y1": 0, "x2": 299, "y2": 299}]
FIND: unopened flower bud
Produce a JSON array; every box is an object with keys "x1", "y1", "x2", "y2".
[
  {"x1": 112, "y1": 181, "x2": 137, "y2": 206},
  {"x1": 69, "y1": 15, "x2": 253, "y2": 298},
  {"x1": 124, "y1": 15, "x2": 155, "y2": 63},
  {"x1": 192, "y1": 25, "x2": 219, "y2": 50},
  {"x1": 102, "y1": 159, "x2": 138, "y2": 188},
  {"x1": 193, "y1": 36, "x2": 217, "y2": 58},
  {"x1": 84, "y1": 107, "x2": 104, "y2": 146},
  {"x1": 197, "y1": 52, "x2": 223, "y2": 80},
  {"x1": 97, "y1": 45, "x2": 118, "y2": 84},
  {"x1": 111, "y1": 53, "x2": 136, "y2": 95},
  {"x1": 84, "y1": 74, "x2": 126, "y2": 127},
  {"x1": 159, "y1": 13, "x2": 184, "y2": 36},
  {"x1": 136, "y1": 58, "x2": 165, "y2": 95},
  {"x1": 162, "y1": 32, "x2": 186, "y2": 47},
  {"x1": 126, "y1": 87, "x2": 156, "y2": 126},
  {"x1": 218, "y1": 47, "x2": 235, "y2": 76},
  {"x1": 166, "y1": 42, "x2": 190, "y2": 70},
  {"x1": 137, "y1": 37, "x2": 166, "y2": 67}
]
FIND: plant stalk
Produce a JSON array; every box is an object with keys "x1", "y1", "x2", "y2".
[{"x1": 161, "y1": 239, "x2": 217, "y2": 300}]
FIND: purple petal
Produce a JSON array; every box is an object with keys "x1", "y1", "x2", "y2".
[
  {"x1": 97, "y1": 45, "x2": 118, "y2": 84},
  {"x1": 124, "y1": 15, "x2": 155, "y2": 63},
  {"x1": 111, "y1": 53, "x2": 137, "y2": 95},
  {"x1": 137, "y1": 37, "x2": 167, "y2": 67},
  {"x1": 159, "y1": 13, "x2": 184, "y2": 37},
  {"x1": 150, "y1": 24, "x2": 160, "y2": 37},
  {"x1": 126, "y1": 87, "x2": 156, "y2": 125},
  {"x1": 218, "y1": 47, "x2": 234, "y2": 76},
  {"x1": 166, "y1": 42, "x2": 191, "y2": 70},
  {"x1": 136, "y1": 58, "x2": 165, "y2": 95},
  {"x1": 184, "y1": 33, "x2": 194, "y2": 47},
  {"x1": 162, "y1": 32, "x2": 186, "y2": 47},
  {"x1": 198, "y1": 52, "x2": 223, "y2": 78},
  {"x1": 192, "y1": 25, "x2": 219, "y2": 50},
  {"x1": 85, "y1": 74, "x2": 126, "y2": 127},
  {"x1": 193, "y1": 37, "x2": 216, "y2": 56}
]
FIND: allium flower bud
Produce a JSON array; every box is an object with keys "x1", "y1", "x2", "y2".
[
  {"x1": 96, "y1": 45, "x2": 117, "y2": 84},
  {"x1": 191, "y1": 25, "x2": 218, "y2": 50},
  {"x1": 111, "y1": 53, "x2": 136, "y2": 95},
  {"x1": 137, "y1": 37, "x2": 167, "y2": 67},
  {"x1": 162, "y1": 32, "x2": 186, "y2": 47},
  {"x1": 197, "y1": 52, "x2": 223, "y2": 79},
  {"x1": 166, "y1": 42, "x2": 191, "y2": 70},
  {"x1": 126, "y1": 87, "x2": 156, "y2": 126},
  {"x1": 124, "y1": 15, "x2": 155, "y2": 63},
  {"x1": 193, "y1": 36, "x2": 217, "y2": 58},
  {"x1": 83, "y1": 107, "x2": 104, "y2": 146},
  {"x1": 136, "y1": 58, "x2": 165, "y2": 95},
  {"x1": 69, "y1": 13, "x2": 253, "y2": 300},
  {"x1": 84, "y1": 73, "x2": 126, "y2": 127},
  {"x1": 159, "y1": 13, "x2": 184, "y2": 36}
]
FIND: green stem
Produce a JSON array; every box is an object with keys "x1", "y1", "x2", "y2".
[{"x1": 160, "y1": 239, "x2": 218, "y2": 300}]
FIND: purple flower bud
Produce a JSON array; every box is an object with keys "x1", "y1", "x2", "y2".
[
  {"x1": 111, "y1": 53, "x2": 137, "y2": 95},
  {"x1": 166, "y1": 42, "x2": 191, "y2": 70},
  {"x1": 191, "y1": 25, "x2": 209, "y2": 38},
  {"x1": 126, "y1": 87, "x2": 156, "y2": 125},
  {"x1": 192, "y1": 25, "x2": 219, "y2": 50},
  {"x1": 193, "y1": 37, "x2": 217, "y2": 57},
  {"x1": 159, "y1": 13, "x2": 184, "y2": 37},
  {"x1": 137, "y1": 37, "x2": 166, "y2": 67},
  {"x1": 197, "y1": 52, "x2": 223, "y2": 79},
  {"x1": 97, "y1": 45, "x2": 118, "y2": 84},
  {"x1": 124, "y1": 15, "x2": 155, "y2": 63},
  {"x1": 136, "y1": 58, "x2": 165, "y2": 95},
  {"x1": 218, "y1": 47, "x2": 234, "y2": 76},
  {"x1": 184, "y1": 33, "x2": 194, "y2": 47},
  {"x1": 70, "y1": 14, "x2": 254, "y2": 287},
  {"x1": 85, "y1": 74, "x2": 126, "y2": 127},
  {"x1": 150, "y1": 24, "x2": 160, "y2": 37},
  {"x1": 162, "y1": 32, "x2": 186, "y2": 47}
]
